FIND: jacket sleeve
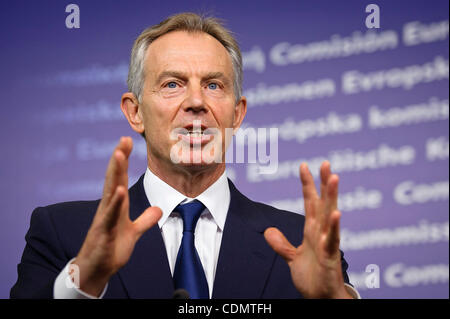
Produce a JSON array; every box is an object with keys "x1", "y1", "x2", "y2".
[
  {"x1": 340, "y1": 249, "x2": 351, "y2": 285},
  {"x1": 10, "y1": 206, "x2": 69, "y2": 299}
]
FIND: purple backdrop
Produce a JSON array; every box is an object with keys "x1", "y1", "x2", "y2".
[{"x1": 0, "y1": 0, "x2": 448, "y2": 299}]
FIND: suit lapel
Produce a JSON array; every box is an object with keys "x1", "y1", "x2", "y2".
[
  {"x1": 212, "y1": 180, "x2": 277, "y2": 298},
  {"x1": 117, "y1": 175, "x2": 174, "y2": 298}
]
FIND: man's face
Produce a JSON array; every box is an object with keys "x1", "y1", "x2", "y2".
[{"x1": 138, "y1": 30, "x2": 246, "y2": 171}]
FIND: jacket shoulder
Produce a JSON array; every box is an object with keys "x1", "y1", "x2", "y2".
[
  {"x1": 31, "y1": 199, "x2": 101, "y2": 256},
  {"x1": 36, "y1": 199, "x2": 100, "y2": 229}
]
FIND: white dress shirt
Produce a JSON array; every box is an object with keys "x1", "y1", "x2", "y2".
[
  {"x1": 53, "y1": 168, "x2": 360, "y2": 299},
  {"x1": 143, "y1": 167, "x2": 230, "y2": 298}
]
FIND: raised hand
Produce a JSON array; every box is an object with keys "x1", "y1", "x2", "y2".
[
  {"x1": 72, "y1": 137, "x2": 162, "y2": 296},
  {"x1": 264, "y1": 161, "x2": 352, "y2": 299}
]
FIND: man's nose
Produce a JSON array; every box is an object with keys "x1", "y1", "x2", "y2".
[{"x1": 181, "y1": 84, "x2": 208, "y2": 113}]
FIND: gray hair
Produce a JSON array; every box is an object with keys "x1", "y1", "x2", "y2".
[{"x1": 127, "y1": 12, "x2": 243, "y2": 104}]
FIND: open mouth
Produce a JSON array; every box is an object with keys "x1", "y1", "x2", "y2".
[
  {"x1": 175, "y1": 123, "x2": 215, "y2": 145},
  {"x1": 183, "y1": 124, "x2": 208, "y2": 136}
]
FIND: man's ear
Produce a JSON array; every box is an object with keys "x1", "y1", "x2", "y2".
[
  {"x1": 232, "y1": 96, "x2": 247, "y2": 134},
  {"x1": 121, "y1": 92, "x2": 145, "y2": 135}
]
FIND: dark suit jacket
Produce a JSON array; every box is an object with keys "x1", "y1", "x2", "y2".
[{"x1": 10, "y1": 175, "x2": 351, "y2": 298}]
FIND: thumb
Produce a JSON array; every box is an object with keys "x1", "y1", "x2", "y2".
[
  {"x1": 133, "y1": 206, "x2": 162, "y2": 239},
  {"x1": 264, "y1": 227, "x2": 296, "y2": 265}
]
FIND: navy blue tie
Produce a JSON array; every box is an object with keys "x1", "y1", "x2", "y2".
[{"x1": 173, "y1": 200, "x2": 209, "y2": 299}]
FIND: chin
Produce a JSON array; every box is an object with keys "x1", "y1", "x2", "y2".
[{"x1": 176, "y1": 161, "x2": 222, "y2": 175}]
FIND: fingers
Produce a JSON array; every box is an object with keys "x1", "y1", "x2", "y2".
[
  {"x1": 320, "y1": 161, "x2": 331, "y2": 200},
  {"x1": 133, "y1": 206, "x2": 163, "y2": 239},
  {"x1": 301, "y1": 161, "x2": 340, "y2": 243},
  {"x1": 102, "y1": 137, "x2": 133, "y2": 205},
  {"x1": 102, "y1": 185, "x2": 127, "y2": 230},
  {"x1": 300, "y1": 162, "x2": 320, "y2": 221},
  {"x1": 324, "y1": 210, "x2": 341, "y2": 255},
  {"x1": 264, "y1": 227, "x2": 296, "y2": 265},
  {"x1": 320, "y1": 161, "x2": 339, "y2": 217},
  {"x1": 299, "y1": 163, "x2": 318, "y2": 201},
  {"x1": 118, "y1": 136, "x2": 133, "y2": 158},
  {"x1": 325, "y1": 174, "x2": 339, "y2": 216}
]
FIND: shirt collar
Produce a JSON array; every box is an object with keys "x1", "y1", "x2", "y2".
[{"x1": 143, "y1": 167, "x2": 230, "y2": 231}]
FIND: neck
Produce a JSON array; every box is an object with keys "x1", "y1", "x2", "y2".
[{"x1": 147, "y1": 155, "x2": 226, "y2": 198}]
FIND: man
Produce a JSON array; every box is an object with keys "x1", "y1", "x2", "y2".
[{"x1": 11, "y1": 13, "x2": 358, "y2": 299}]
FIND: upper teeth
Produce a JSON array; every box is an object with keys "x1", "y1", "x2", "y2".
[{"x1": 187, "y1": 131, "x2": 203, "y2": 136}]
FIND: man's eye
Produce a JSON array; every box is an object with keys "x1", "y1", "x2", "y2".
[
  {"x1": 208, "y1": 83, "x2": 218, "y2": 90},
  {"x1": 167, "y1": 82, "x2": 178, "y2": 89}
]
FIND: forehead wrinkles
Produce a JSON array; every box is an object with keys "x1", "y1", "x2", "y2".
[
  {"x1": 157, "y1": 55, "x2": 229, "y2": 81},
  {"x1": 144, "y1": 32, "x2": 233, "y2": 83}
]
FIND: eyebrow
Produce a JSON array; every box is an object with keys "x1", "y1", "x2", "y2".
[{"x1": 155, "y1": 70, "x2": 231, "y2": 85}]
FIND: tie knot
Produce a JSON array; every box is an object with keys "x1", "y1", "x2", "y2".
[{"x1": 175, "y1": 199, "x2": 205, "y2": 232}]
